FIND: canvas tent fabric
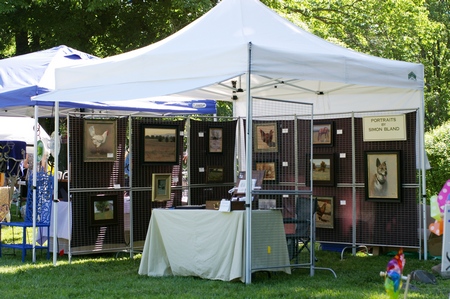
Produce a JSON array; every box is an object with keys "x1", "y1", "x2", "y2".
[
  {"x1": 35, "y1": 0, "x2": 424, "y2": 118},
  {"x1": 0, "y1": 46, "x2": 216, "y2": 116},
  {"x1": 0, "y1": 116, "x2": 50, "y2": 154},
  {"x1": 0, "y1": 45, "x2": 96, "y2": 114}
]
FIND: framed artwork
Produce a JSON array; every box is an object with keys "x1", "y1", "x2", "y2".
[
  {"x1": 258, "y1": 199, "x2": 276, "y2": 210},
  {"x1": 208, "y1": 128, "x2": 223, "y2": 153},
  {"x1": 89, "y1": 194, "x2": 118, "y2": 226},
  {"x1": 152, "y1": 173, "x2": 172, "y2": 201},
  {"x1": 253, "y1": 122, "x2": 278, "y2": 153},
  {"x1": 310, "y1": 154, "x2": 335, "y2": 187},
  {"x1": 141, "y1": 125, "x2": 179, "y2": 165},
  {"x1": 364, "y1": 151, "x2": 401, "y2": 202},
  {"x1": 255, "y1": 161, "x2": 277, "y2": 183},
  {"x1": 206, "y1": 166, "x2": 224, "y2": 183},
  {"x1": 315, "y1": 196, "x2": 334, "y2": 229},
  {"x1": 83, "y1": 119, "x2": 117, "y2": 162},
  {"x1": 313, "y1": 121, "x2": 333, "y2": 146}
]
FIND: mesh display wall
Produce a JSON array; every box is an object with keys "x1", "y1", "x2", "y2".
[
  {"x1": 250, "y1": 97, "x2": 315, "y2": 269},
  {"x1": 188, "y1": 119, "x2": 238, "y2": 205},
  {"x1": 68, "y1": 115, "x2": 128, "y2": 254},
  {"x1": 312, "y1": 111, "x2": 419, "y2": 249},
  {"x1": 63, "y1": 107, "x2": 420, "y2": 258}
]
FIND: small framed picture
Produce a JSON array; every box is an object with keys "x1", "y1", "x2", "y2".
[
  {"x1": 89, "y1": 194, "x2": 118, "y2": 226},
  {"x1": 313, "y1": 121, "x2": 333, "y2": 146},
  {"x1": 152, "y1": 173, "x2": 172, "y2": 201},
  {"x1": 258, "y1": 199, "x2": 276, "y2": 210},
  {"x1": 315, "y1": 196, "x2": 334, "y2": 229},
  {"x1": 310, "y1": 154, "x2": 335, "y2": 186},
  {"x1": 206, "y1": 166, "x2": 224, "y2": 183},
  {"x1": 253, "y1": 122, "x2": 278, "y2": 153},
  {"x1": 255, "y1": 161, "x2": 277, "y2": 183},
  {"x1": 208, "y1": 128, "x2": 223, "y2": 153},
  {"x1": 141, "y1": 125, "x2": 179, "y2": 165},
  {"x1": 84, "y1": 119, "x2": 117, "y2": 162},
  {"x1": 364, "y1": 151, "x2": 401, "y2": 202}
]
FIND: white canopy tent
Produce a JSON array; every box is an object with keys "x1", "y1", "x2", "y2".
[
  {"x1": 34, "y1": 0, "x2": 426, "y2": 280},
  {"x1": 36, "y1": 0, "x2": 423, "y2": 116}
]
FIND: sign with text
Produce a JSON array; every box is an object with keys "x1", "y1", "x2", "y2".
[{"x1": 362, "y1": 114, "x2": 406, "y2": 141}]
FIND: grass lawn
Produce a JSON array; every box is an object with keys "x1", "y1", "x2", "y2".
[{"x1": 1, "y1": 206, "x2": 448, "y2": 298}]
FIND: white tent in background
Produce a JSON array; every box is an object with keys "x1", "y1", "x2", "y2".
[
  {"x1": 34, "y1": 0, "x2": 426, "y2": 280},
  {"x1": 0, "y1": 117, "x2": 50, "y2": 154}
]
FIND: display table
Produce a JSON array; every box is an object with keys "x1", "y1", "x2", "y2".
[
  {"x1": 138, "y1": 209, "x2": 291, "y2": 282},
  {"x1": 37, "y1": 201, "x2": 71, "y2": 250}
]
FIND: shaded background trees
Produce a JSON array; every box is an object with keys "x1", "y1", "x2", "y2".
[{"x1": 1, "y1": 0, "x2": 449, "y2": 196}]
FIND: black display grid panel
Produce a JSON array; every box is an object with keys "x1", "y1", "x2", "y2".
[
  {"x1": 130, "y1": 117, "x2": 185, "y2": 242},
  {"x1": 68, "y1": 115, "x2": 127, "y2": 251},
  {"x1": 188, "y1": 119, "x2": 238, "y2": 205},
  {"x1": 314, "y1": 112, "x2": 419, "y2": 248}
]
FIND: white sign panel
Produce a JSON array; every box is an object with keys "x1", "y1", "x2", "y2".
[
  {"x1": 362, "y1": 114, "x2": 406, "y2": 141},
  {"x1": 441, "y1": 204, "x2": 450, "y2": 275}
]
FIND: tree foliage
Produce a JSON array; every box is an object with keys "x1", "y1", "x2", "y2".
[
  {"x1": 0, "y1": 0, "x2": 216, "y2": 57},
  {"x1": 425, "y1": 120, "x2": 450, "y2": 197},
  {"x1": 267, "y1": 0, "x2": 447, "y2": 131}
]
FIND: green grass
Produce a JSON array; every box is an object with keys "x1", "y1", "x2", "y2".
[
  {"x1": 1, "y1": 206, "x2": 449, "y2": 298},
  {"x1": 0, "y1": 250, "x2": 447, "y2": 299}
]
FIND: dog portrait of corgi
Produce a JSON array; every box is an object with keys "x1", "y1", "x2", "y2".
[{"x1": 366, "y1": 152, "x2": 400, "y2": 200}]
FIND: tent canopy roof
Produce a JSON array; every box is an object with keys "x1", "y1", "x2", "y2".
[
  {"x1": 0, "y1": 46, "x2": 216, "y2": 116},
  {"x1": 35, "y1": 0, "x2": 423, "y2": 116}
]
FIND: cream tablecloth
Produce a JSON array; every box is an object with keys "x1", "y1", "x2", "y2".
[{"x1": 138, "y1": 209, "x2": 290, "y2": 282}]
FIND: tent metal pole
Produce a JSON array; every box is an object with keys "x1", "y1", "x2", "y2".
[
  {"x1": 67, "y1": 116, "x2": 72, "y2": 263},
  {"x1": 32, "y1": 105, "x2": 38, "y2": 263},
  {"x1": 420, "y1": 91, "x2": 427, "y2": 260},
  {"x1": 52, "y1": 100, "x2": 60, "y2": 265},
  {"x1": 245, "y1": 42, "x2": 253, "y2": 285},
  {"x1": 351, "y1": 113, "x2": 356, "y2": 255},
  {"x1": 128, "y1": 115, "x2": 134, "y2": 257},
  {"x1": 186, "y1": 117, "x2": 191, "y2": 205}
]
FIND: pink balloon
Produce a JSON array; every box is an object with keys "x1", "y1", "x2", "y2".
[{"x1": 437, "y1": 179, "x2": 450, "y2": 213}]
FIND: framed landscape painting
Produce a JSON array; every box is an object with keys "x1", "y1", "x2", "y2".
[
  {"x1": 309, "y1": 154, "x2": 335, "y2": 187},
  {"x1": 152, "y1": 173, "x2": 172, "y2": 201},
  {"x1": 89, "y1": 194, "x2": 118, "y2": 226},
  {"x1": 206, "y1": 166, "x2": 224, "y2": 183},
  {"x1": 208, "y1": 127, "x2": 223, "y2": 153},
  {"x1": 141, "y1": 125, "x2": 179, "y2": 165}
]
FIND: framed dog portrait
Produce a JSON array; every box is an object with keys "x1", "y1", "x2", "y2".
[
  {"x1": 83, "y1": 119, "x2": 117, "y2": 162},
  {"x1": 206, "y1": 166, "x2": 224, "y2": 183},
  {"x1": 309, "y1": 154, "x2": 335, "y2": 187},
  {"x1": 364, "y1": 151, "x2": 401, "y2": 202},
  {"x1": 315, "y1": 196, "x2": 334, "y2": 229},
  {"x1": 152, "y1": 173, "x2": 172, "y2": 201},
  {"x1": 253, "y1": 122, "x2": 278, "y2": 153},
  {"x1": 141, "y1": 125, "x2": 179, "y2": 165},
  {"x1": 313, "y1": 121, "x2": 333, "y2": 146},
  {"x1": 208, "y1": 128, "x2": 223, "y2": 153},
  {"x1": 255, "y1": 161, "x2": 277, "y2": 183},
  {"x1": 89, "y1": 194, "x2": 118, "y2": 226}
]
